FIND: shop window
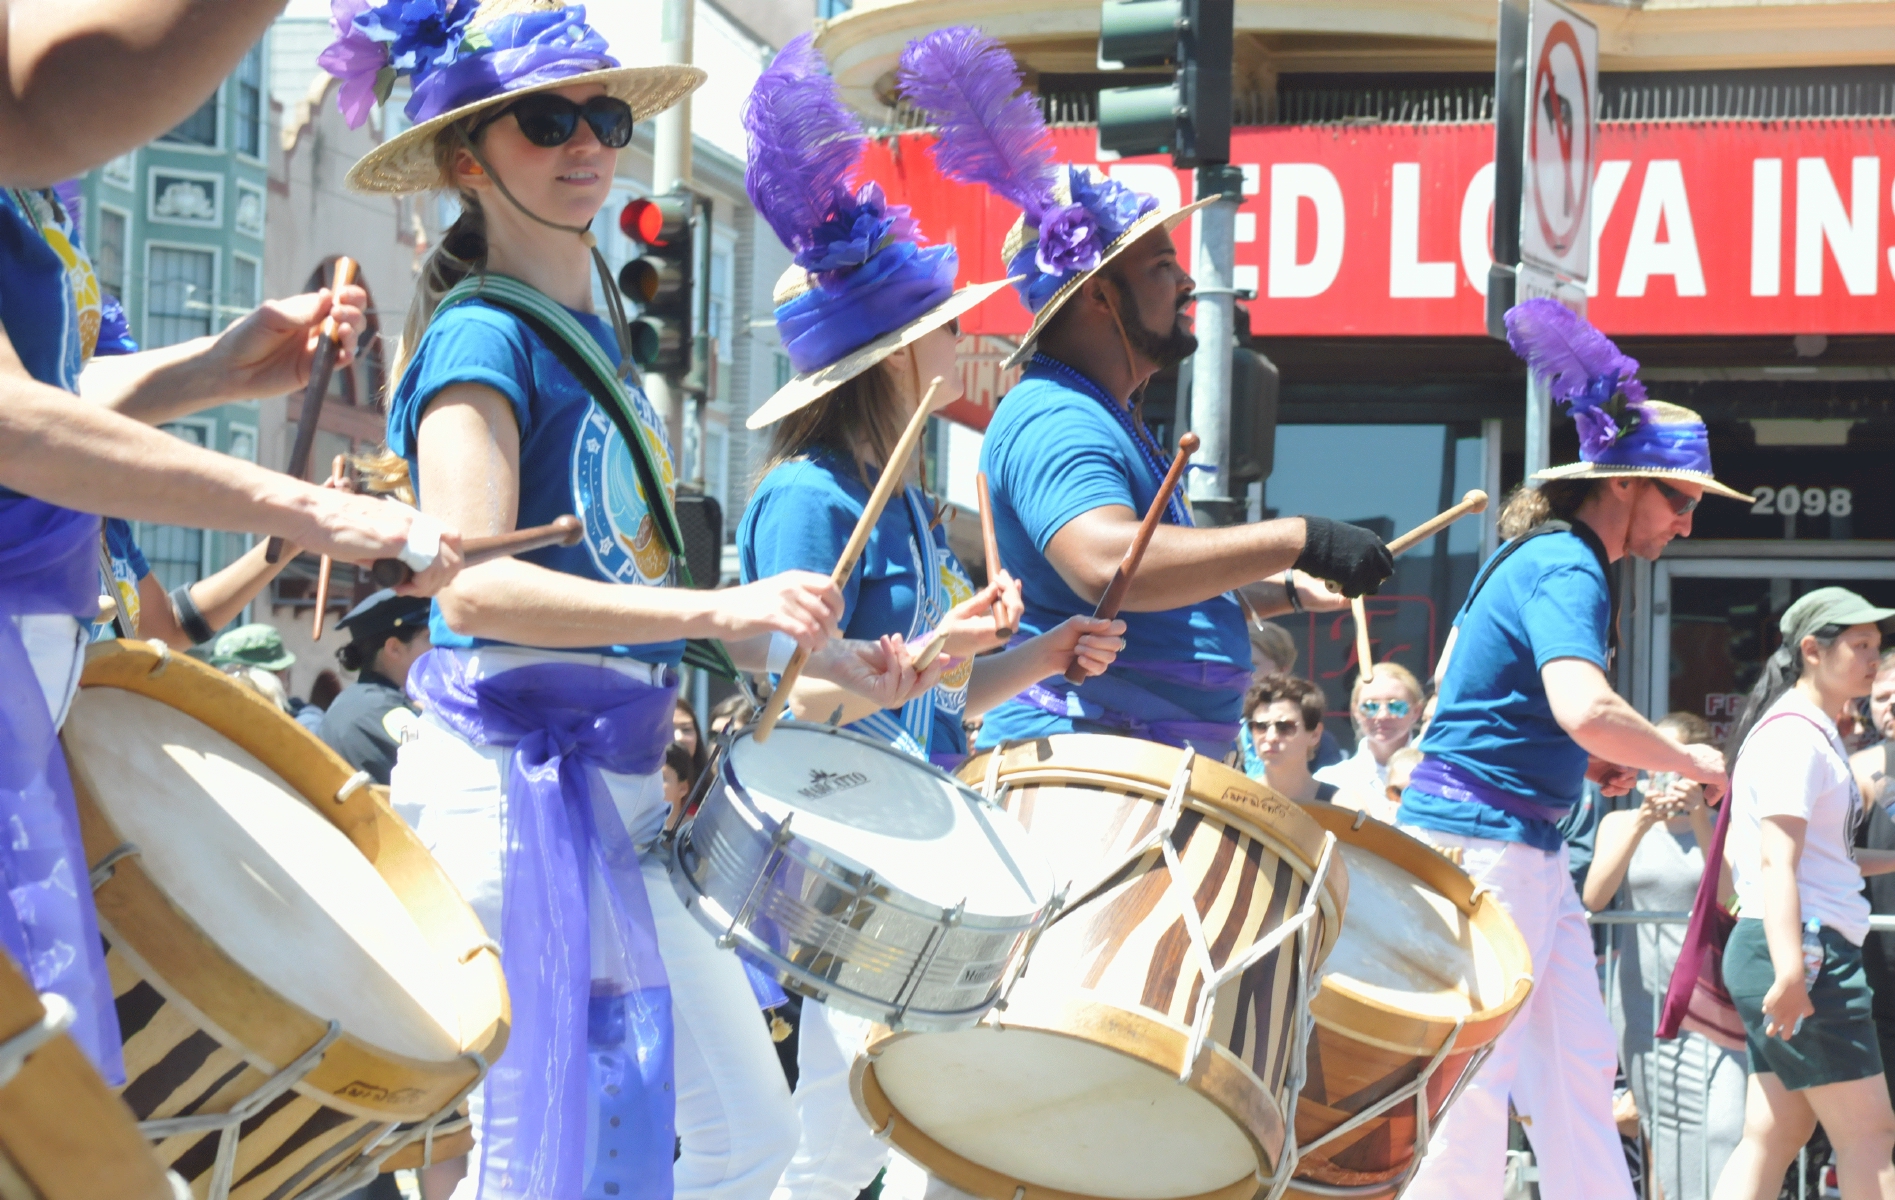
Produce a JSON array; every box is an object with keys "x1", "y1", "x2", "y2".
[
  {"x1": 145, "y1": 246, "x2": 216, "y2": 347},
  {"x1": 235, "y1": 42, "x2": 265, "y2": 159}
]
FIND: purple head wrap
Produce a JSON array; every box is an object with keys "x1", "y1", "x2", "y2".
[
  {"x1": 1504, "y1": 297, "x2": 1716, "y2": 475},
  {"x1": 320, "y1": 1, "x2": 619, "y2": 130},
  {"x1": 745, "y1": 36, "x2": 960, "y2": 376}
]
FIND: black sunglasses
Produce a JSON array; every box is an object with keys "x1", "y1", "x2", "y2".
[
  {"x1": 1651, "y1": 478, "x2": 1700, "y2": 516},
  {"x1": 473, "y1": 94, "x2": 635, "y2": 150},
  {"x1": 1253, "y1": 719, "x2": 1304, "y2": 737}
]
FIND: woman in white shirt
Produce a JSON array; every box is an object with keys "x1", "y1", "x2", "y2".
[
  {"x1": 1316, "y1": 661, "x2": 1423, "y2": 823},
  {"x1": 1714, "y1": 588, "x2": 1895, "y2": 1200}
]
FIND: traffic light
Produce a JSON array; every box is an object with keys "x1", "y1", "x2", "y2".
[
  {"x1": 1095, "y1": 0, "x2": 1232, "y2": 167},
  {"x1": 618, "y1": 191, "x2": 695, "y2": 374}
]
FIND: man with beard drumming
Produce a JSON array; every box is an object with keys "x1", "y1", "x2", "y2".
[{"x1": 896, "y1": 28, "x2": 1390, "y2": 763}]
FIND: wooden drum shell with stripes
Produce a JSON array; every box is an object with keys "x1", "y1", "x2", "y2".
[
  {"x1": 853, "y1": 735, "x2": 1348, "y2": 1200},
  {"x1": 1287, "y1": 804, "x2": 1532, "y2": 1198},
  {"x1": 61, "y1": 641, "x2": 508, "y2": 1200}
]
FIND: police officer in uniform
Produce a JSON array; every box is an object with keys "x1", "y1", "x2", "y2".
[{"x1": 318, "y1": 590, "x2": 432, "y2": 784}]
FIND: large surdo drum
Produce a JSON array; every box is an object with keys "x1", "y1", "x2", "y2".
[
  {"x1": 61, "y1": 641, "x2": 508, "y2": 1200},
  {"x1": 852, "y1": 735, "x2": 1349, "y2": 1200},
  {"x1": 671, "y1": 722, "x2": 1057, "y2": 1031}
]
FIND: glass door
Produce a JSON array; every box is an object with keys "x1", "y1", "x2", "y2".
[{"x1": 1650, "y1": 559, "x2": 1895, "y2": 742}]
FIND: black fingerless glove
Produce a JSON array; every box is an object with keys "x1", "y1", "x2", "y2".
[{"x1": 1294, "y1": 516, "x2": 1395, "y2": 598}]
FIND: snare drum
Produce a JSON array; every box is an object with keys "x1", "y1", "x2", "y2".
[
  {"x1": 60, "y1": 641, "x2": 508, "y2": 1200},
  {"x1": 671, "y1": 722, "x2": 1056, "y2": 1032},
  {"x1": 1286, "y1": 804, "x2": 1532, "y2": 1198},
  {"x1": 0, "y1": 950, "x2": 176, "y2": 1199},
  {"x1": 852, "y1": 734, "x2": 1349, "y2": 1200}
]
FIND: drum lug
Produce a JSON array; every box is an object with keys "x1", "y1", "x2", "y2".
[
  {"x1": 88, "y1": 841, "x2": 141, "y2": 891},
  {"x1": 722, "y1": 814, "x2": 794, "y2": 951},
  {"x1": 0, "y1": 992, "x2": 74, "y2": 1087},
  {"x1": 334, "y1": 770, "x2": 372, "y2": 805},
  {"x1": 142, "y1": 639, "x2": 172, "y2": 676}
]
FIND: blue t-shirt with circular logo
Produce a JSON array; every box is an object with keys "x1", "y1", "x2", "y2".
[{"x1": 387, "y1": 298, "x2": 683, "y2": 664}]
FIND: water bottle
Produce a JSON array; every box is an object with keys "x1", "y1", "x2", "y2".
[{"x1": 1802, "y1": 919, "x2": 1824, "y2": 990}]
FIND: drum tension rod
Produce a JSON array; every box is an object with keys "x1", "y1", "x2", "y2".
[
  {"x1": 142, "y1": 638, "x2": 172, "y2": 677},
  {"x1": 0, "y1": 992, "x2": 74, "y2": 1087},
  {"x1": 335, "y1": 770, "x2": 372, "y2": 805},
  {"x1": 88, "y1": 841, "x2": 142, "y2": 891}
]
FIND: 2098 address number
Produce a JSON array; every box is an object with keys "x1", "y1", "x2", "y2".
[{"x1": 1749, "y1": 486, "x2": 1854, "y2": 517}]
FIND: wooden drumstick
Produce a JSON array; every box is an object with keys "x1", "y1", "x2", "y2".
[
  {"x1": 267, "y1": 256, "x2": 357, "y2": 564},
  {"x1": 368, "y1": 515, "x2": 584, "y2": 587},
  {"x1": 976, "y1": 471, "x2": 1011, "y2": 640},
  {"x1": 1061, "y1": 433, "x2": 1198, "y2": 685},
  {"x1": 311, "y1": 454, "x2": 349, "y2": 641},
  {"x1": 753, "y1": 377, "x2": 947, "y2": 745},
  {"x1": 1353, "y1": 596, "x2": 1374, "y2": 685}
]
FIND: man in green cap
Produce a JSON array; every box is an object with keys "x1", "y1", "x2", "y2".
[{"x1": 209, "y1": 623, "x2": 325, "y2": 729}]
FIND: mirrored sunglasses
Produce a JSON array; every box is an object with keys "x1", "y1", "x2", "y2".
[
  {"x1": 1651, "y1": 479, "x2": 1701, "y2": 516},
  {"x1": 1358, "y1": 699, "x2": 1411, "y2": 718},
  {"x1": 1254, "y1": 719, "x2": 1303, "y2": 737},
  {"x1": 474, "y1": 93, "x2": 635, "y2": 150}
]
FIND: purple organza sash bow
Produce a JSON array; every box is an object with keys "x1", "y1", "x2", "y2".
[
  {"x1": 0, "y1": 498, "x2": 123, "y2": 1082},
  {"x1": 1409, "y1": 756, "x2": 1570, "y2": 827},
  {"x1": 408, "y1": 650, "x2": 679, "y2": 1200}
]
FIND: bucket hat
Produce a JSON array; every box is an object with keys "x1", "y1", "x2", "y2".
[
  {"x1": 1505, "y1": 298, "x2": 1749, "y2": 501},
  {"x1": 744, "y1": 35, "x2": 1012, "y2": 430},
  {"x1": 322, "y1": 0, "x2": 704, "y2": 196},
  {"x1": 897, "y1": 27, "x2": 1214, "y2": 370}
]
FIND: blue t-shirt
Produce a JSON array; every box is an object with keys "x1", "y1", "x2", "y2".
[
  {"x1": 739, "y1": 452, "x2": 973, "y2": 761},
  {"x1": 975, "y1": 365, "x2": 1249, "y2": 746},
  {"x1": 386, "y1": 299, "x2": 684, "y2": 664},
  {"x1": 1399, "y1": 529, "x2": 1611, "y2": 848},
  {"x1": 97, "y1": 519, "x2": 149, "y2": 639}
]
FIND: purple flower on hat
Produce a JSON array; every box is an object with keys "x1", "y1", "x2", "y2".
[
  {"x1": 1065, "y1": 167, "x2": 1159, "y2": 243},
  {"x1": 320, "y1": 0, "x2": 485, "y2": 129},
  {"x1": 318, "y1": 0, "x2": 388, "y2": 128},
  {"x1": 1035, "y1": 202, "x2": 1105, "y2": 276},
  {"x1": 798, "y1": 182, "x2": 922, "y2": 282}
]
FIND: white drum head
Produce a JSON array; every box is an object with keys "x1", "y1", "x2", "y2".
[
  {"x1": 727, "y1": 726, "x2": 1051, "y2": 917},
  {"x1": 1319, "y1": 843, "x2": 1507, "y2": 1019},
  {"x1": 64, "y1": 689, "x2": 467, "y2": 1061},
  {"x1": 873, "y1": 1026, "x2": 1258, "y2": 1199}
]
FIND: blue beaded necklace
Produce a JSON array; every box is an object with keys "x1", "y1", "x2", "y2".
[{"x1": 1031, "y1": 353, "x2": 1192, "y2": 528}]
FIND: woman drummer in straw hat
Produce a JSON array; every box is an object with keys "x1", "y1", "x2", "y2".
[
  {"x1": 1393, "y1": 298, "x2": 1749, "y2": 1200},
  {"x1": 733, "y1": 36, "x2": 1127, "y2": 1199},
  {"x1": 318, "y1": 4, "x2": 936, "y2": 1196}
]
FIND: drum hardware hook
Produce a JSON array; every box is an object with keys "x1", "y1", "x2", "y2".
[
  {"x1": 335, "y1": 770, "x2": 372, "y2": 804},
  {"x1": 873, "y1": 1114, "x2": 897, "y2": 1140},
  {"x1": 0, "y1": 992, "x2": 74, "y2": 1087},
  {"x1": 1350, "y1": 809, "x2": 1368, "y2": 831},
  {"x1": 142, "y1": 638, "x2": 172, "y2": 676},
  {"x1": 88, "y1": 841, "x2": 141, "y2": 890},
  {"x1": 1012, "y1": 1188, "x2": 1027, "y2": 1200},
  {"x1": 460, "y1": 938, "x2": 501, "y2": 964}
]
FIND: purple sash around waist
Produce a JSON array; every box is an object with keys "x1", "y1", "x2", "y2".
[
  {"x1": 1015, "y1": 647, "x2": 1247, "y2": 751},
  {"x1": 0, "y1": 499, "x2": 122, "y2": 1082},
  {"x1": 1409, "y1": 756, "x2": 1570, "y2": 827},
  {"x1": 409, "y1": 650, "x2": 679, "y2": 1200}
]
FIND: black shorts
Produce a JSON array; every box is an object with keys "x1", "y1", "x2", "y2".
[{"x1": 1725, "y1": 918, "x2": 1883, "y2": 1091}]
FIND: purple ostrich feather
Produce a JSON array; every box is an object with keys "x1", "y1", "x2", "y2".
[
  {"x1": 897, "y1": 27, "x2": 1057, "y2": 225},
  {"x1": 1504, "y1": 297, "x2": 1650, "y2": 456},
  {"x1": 743, "y1": 34, "x2": 865, "y2": 263}
]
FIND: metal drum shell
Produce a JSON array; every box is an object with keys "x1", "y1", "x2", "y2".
[
  {"x1": 62, "y1": 640, "x2": 510, "y2": 1199},
  {"x1": 672, "y1": 722, "x2": 1053, "y2": 1032},
  {"x1": 1286, "y1": 802, "x2": 1534, "y2": 1198}
]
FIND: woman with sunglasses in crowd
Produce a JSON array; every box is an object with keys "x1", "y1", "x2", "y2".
[
  {"x1": 1317, "y1": 660, "x2": 1424, "y2": 823},
  {"x1": 319, "y1": 5, "x2": 936, "y2": 1198},
  {"x1": 735, "y1": 39, "x2": 1126, "y2": 1200},
  {"x1": 1243, "y1": 673, "x2": 1338, "y2": 803}
]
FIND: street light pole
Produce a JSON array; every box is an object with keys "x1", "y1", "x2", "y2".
[{"x1": 1187, "y1": 167, "x2": 1241, "y2": 516}]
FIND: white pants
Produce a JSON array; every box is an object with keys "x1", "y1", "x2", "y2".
[
  {"x1": 1399, "y1": 828, "x2": 1633, "y2": 1200},
  {"x1": 18, "y1": 614, "x2": 85, "y2": 728},
  {"x1": 773, "y1": 1001, "x2": 887, "y2": 1200},
  {"x1": 390, "y1": 648, "x2": 798, "y2": 1200}
]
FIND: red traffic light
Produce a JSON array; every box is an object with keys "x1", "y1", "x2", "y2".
[{"x1": 619, "y1": 198, "x2": 668, "y2": 246}]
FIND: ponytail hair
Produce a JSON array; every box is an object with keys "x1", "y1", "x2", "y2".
[
  {"x1": 387, "y1": 126, "x2": 490, "y2": 398},
  {"x1": 1496, "y1": 480, "x2": 1594, "y2": 540},
  {"x1": 1725, "y1": 623, "x2": 1847, "y2": 763}
]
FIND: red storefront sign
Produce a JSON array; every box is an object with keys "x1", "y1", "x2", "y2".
[{"x1": 859, "y1": 121, "x2": 1895, "y2": 337}]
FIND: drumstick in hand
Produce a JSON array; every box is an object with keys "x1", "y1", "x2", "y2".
[
  {"x1": 368, "y1": 515, "x2": 583, "y2": 587},
  {"x1": 267, "y1": 256, "x2": 357, "y2": 564},
  {"x1": 1322, "y1": 489, "x2": 1492, "y2": 595},
  {"x1": 311, "y1": 454, "x2": 349, "y2": 641},
  {"x1": 1352, "y1": 596, "x2": 1374, "y2": 685},
  {"x1": 1061, "y1": 433, "x2": 1198, "y2": 685},
  {"x1": 976, "y1": 472, "x2": 1011, "y2": 640},
  {"x1": 753, "y1": 378, "x2": 946, "y2": 745}
]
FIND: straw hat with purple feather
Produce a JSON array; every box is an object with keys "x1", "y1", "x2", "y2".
[
  {"x1": 897, "y1": 27, "x2": 1215, "y2": 370},
  {"x1": 321, "y1": 0, "x2": 704, "y2": 196},
  {"x1": 745, "y1": 35, "x2": 1014, "y2": 430},
  {"x1": 1504, "y1": 298, "x2": 1748, "y2": 500}
]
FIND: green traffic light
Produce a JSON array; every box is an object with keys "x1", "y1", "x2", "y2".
[
  {"x1": 1098, "y1": 82, "x2": 1181, "y2": 157},
  {"x1": 1099, "y1": 0, "x2": 1183, "y2": 69}
]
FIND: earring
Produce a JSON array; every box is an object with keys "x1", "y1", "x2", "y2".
[{"x1": 465, "y1": 163, "x2": 485, "y2": 176}]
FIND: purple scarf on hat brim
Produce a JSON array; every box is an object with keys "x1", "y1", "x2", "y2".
[
  {"x1": 1586, "y1": 415, "x2": 1716, "y2": 474},
  {"x1": 405, "y1": 8, "x2": 618, "y2": 126},
  {"x1": 0, "y1": 498, "x2": 124, "y2": 1083},
  {"x1": 776, "y1": 240, "x2": 958, "y2": 376},
  {"x1": 408, "y1": 650, "x2": 678, "y2": 1200}
]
